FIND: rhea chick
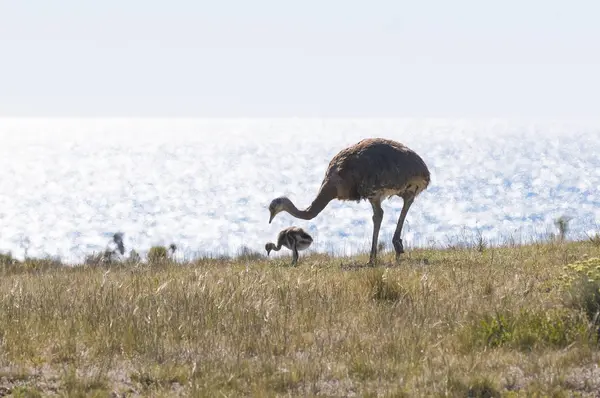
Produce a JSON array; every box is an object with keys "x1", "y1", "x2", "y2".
[{"x1": 265, "y1": 226, "x2": 313, "y2": 266}]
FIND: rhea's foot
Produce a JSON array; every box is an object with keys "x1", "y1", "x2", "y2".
[
  {"x1": 367, "y1": 256, "x2": 378, "y2": 267},
  {"x1": 392, "y1": 238, "x2": 404, "y2": 255}
]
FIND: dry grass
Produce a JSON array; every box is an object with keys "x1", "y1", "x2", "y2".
[{"x1": 1, "y1": 239, "x2": 600, "y2": 397}]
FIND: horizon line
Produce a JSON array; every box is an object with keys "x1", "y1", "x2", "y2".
[{"x1": 1, "y1": 116, "x2": 600, "y2": 123}]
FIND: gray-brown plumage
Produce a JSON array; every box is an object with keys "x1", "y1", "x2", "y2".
[
  {"x1": 265, "y1": 226, "x2": 314, "y2": 265},
  {"x1": 112, "y1": 232, "x2": 125, "y2": 255},
  {"x1": 268, "y1": 138, "x2": 430, "y2": 265}
]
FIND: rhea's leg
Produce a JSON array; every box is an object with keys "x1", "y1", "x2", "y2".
[
  {"x1": 368, "y1": 199, "x2": 384, "y2": 266},
  {"x1": 392, "y1": 195, "x2": 414, "y2": 261},
  {"x1": 291, "y1": 243, "x2": 299, "y2": 266}
]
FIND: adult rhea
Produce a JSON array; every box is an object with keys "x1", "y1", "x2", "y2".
[{"x1": 268, "y1": 138, "x2": 430, "y2": 265}]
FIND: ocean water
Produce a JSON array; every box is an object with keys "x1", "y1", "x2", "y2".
[{"x1": 1, "y1": 118, "x2": 599, "y2": 263}]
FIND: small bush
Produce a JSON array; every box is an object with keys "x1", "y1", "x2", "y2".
[
  {"x1": 560, "y1": 257, "x2": 600, "y2": 328},
  {"x1": 367, "y1": 269, "x2": 408, "y2": 302},
  {"x1": 466, "y1": 308, "x2": 589, "y2": 351},
  {"x1": 147, "y1": 246, "x2": 169, "y2": 263},
  {"x1": 561, "y1": 257, "x2": 600, "y2": 284},
  {"x1": 146, "y1": 243, "x2": 177, "y2": 264},
  {"x1": 473, "y1": 312, "x2": 514, "y2": 348},
  {"x1": 554, "y1": 216, "x2": 572, "y2": 241},
  {"x1": 10, "y1": 386, "x2": 43, "y2": 398}
]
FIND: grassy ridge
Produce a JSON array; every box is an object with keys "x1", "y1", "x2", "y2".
[{"x1": 1, "y1": 240, "x2": 600, "y2": 397}]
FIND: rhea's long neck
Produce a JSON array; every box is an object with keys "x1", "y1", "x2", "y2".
[{"x1": 284, "y1": 181, "x2": 336, "y2": 220}]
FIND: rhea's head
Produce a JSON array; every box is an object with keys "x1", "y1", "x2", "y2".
[
  {"x1": 268, "y1": 196, "x2": 291, "y2": 223},
  {"x1": 265, "y1": 242, "x2": 276, "y2": 255}
]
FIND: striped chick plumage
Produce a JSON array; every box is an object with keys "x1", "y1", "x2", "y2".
[{"x1": 265, "y1": 226, "x2": 313, "y2": 265}]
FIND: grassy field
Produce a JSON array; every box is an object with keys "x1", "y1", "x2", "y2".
[{"x1": 2, "y1": 238, "x2": 600, "y2": 397}]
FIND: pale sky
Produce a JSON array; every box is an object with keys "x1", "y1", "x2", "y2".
[{"x1": 1, "y1": 0, "x2": 599, "y2": 118}]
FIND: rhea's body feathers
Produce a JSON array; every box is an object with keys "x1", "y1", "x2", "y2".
[{"x1": 324, "y1": 138, "x2": 430, "y2": 202}]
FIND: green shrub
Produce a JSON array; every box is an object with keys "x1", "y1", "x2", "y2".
[
  {"x1": 147, "y1": 246, "x2": 169, "y2": 263},
  {"x1": 467, "y1": 308, "x2": 589, "y2": 351},
  {"x1": 561, "y1": 257, "x2": 600, "y2": 285},
  {"x1": 560, "y1": 257, "x2": 600, "y2": 329}
]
